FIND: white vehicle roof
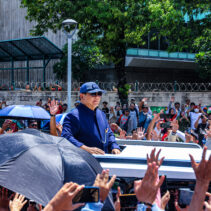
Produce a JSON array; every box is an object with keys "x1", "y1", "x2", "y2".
[{"x1": 94, "y1": 145, "x2": 210, "y2": 180}]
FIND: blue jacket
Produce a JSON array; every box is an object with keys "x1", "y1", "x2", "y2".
[{"x1": 61, "y1": 103, "x2": 120, "y2": 153}]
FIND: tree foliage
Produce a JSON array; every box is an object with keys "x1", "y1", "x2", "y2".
[
  {"x1": 21, "y1": 0, "x2": 210, "y2": 102},
  {"x1": 53, "y1": 39, "x2": 107, "y2": 81},
  {"x1": 194, "y1": 29, "x2": 211, "y2": 80}
]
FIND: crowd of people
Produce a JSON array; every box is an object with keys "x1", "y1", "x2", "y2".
[
  {"x1": 0, "y1": 148, "x2": 211, "y2": 211},
  {"x1": 102, "y1": 96, "x2": 211, "y2": 149},
  {"x1": 0, "y1": 80, "x2": 211, "y2": 210}
]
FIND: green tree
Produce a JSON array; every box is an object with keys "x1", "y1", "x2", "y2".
[
  {"x1": 53, "y1": 39, "x2": 107, "y2": 81},
  {"x1": 21, "y1": 0, "x2": 210, "y2": 103},
  {"x1": 194, "y1": 29, "x2": 211, "y2": 80}
]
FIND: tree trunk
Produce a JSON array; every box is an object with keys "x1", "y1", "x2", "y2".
[{"x1": 115, "y1": 54, "x2": 128, "y2": 107}]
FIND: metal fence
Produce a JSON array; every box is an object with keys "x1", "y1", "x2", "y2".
[{"x1": 0, "y1": 81, "x2": 211, "y2": 92}]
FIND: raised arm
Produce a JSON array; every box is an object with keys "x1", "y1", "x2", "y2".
[
  {"x1": 49, "y1": 99, "x2": 59, "y2": 136},
  {"x1": 146, "y1": 113, "x2": 160, "y2": 140},
  {"x1": 139, "y1": 98, "x2": 147, "y2": 112},
  {"x1": 188, "y1": 147, "x2": 211, "y2": 211}
]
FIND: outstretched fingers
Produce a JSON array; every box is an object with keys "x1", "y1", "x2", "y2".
[
  {"x1": 108, "y1": 175, "x2": 117, "y2": 189},
  {"x1": 189, "y1": 154, "x2": 197, "y2": 170},
  {"x1": 202, "y1": 147, "x2": 207, "y2": 162}
]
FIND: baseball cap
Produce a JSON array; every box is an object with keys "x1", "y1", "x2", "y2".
[{"x1": 80, "y1": 82, "x2": 106, "y2": 94}]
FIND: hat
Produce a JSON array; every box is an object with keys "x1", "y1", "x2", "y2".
[{"x1": 80, "y1": 82, "x2": 106, "y2": 94}]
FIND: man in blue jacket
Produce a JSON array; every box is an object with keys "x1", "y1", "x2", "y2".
[{"x1": 61, "y1": 82, "x2": 121, "y2": 155}]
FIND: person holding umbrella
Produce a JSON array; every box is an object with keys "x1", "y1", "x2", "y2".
[{"x1": 61, "y1": 82, "x2": 120, "y2": 155}]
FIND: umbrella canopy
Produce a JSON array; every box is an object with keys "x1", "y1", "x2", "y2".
[
  {"x1": 0, "y1": 129, "x2": 114, "y2": 210},
  {"x1": 0, "y1": 105, "x2": 50, "y2": 120},
  {"x1": 41, "y1": 113, "x2": 67, "y2": 130},
  {"x1": 56, "y1": 113, "x2": 68, "y2": 125}
]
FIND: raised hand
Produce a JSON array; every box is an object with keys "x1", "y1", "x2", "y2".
[
  {"x1": 43, "y1": 182, "x2": 84, "y2": 211},
  {"x1": 161, "y1": 191, "x2": 170, "y2": 210},
  {"x1": 134, "y1": 162, "x2": 165, "y2": 204},
  {"x1": 0, "y1": 187, "x2": 13, "y2": 209},
  {"x1": 137, "y1": 127, "x2": 146, "y2": 140},
  {"x1": 147, "y1": 148, "x2": 165, "y2": 167},
  {"x1": 114, "y1": 186, "x2": 121, "y2": 211},
  {"x1": 93, "y1": 169, "x2": 116, "y2": 202},
  {"x1": 151, "y1": 130, "x2": 160, "y2": 141},
  {"x1": 142, "y1": 98, "x2": 147, "y2": 103},
  {"x1": 49, "y1": 99, "x2": 59, "y2": 116},
  {"x1": 170, "y1": 96, "x2": 175, "y2": 102},
  {"x1": 189, "y1": 146, "x2": 211, "y2": 184},
  {"x1": 9, "y1": 193, "x2": 27, "y2": 211}
]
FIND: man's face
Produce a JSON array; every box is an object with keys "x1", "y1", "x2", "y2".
[
  {"x1": 80, "y1": 92, "x2": 102, "y2": 110},
  {"x1": 130, "y1": 104, "x2": 135, "y2": 110},
  {"x1": 29, "y1": 121, "x2": 38, "y2": 129},
  {"x1": 143, "y1": 107, "x2": 148, "y2": 113},
  {"x1": 175, "y1": 103, "x2": 180, "y2": 109},
  {"x1": 125, "y1": 111, "x2": 130, "y2": 116}
]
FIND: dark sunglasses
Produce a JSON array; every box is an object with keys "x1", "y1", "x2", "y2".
[{"x1": 89, "y1": 92, "x2": 102, "y2": 97}]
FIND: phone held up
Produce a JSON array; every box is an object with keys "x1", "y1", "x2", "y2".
[{"x1": 72, "y1": 186, "x2": 99, "y2": 203}]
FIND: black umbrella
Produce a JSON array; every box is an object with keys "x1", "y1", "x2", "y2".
[{"x1": 0, "y1": 129, "x2": 114, "y2": 210}]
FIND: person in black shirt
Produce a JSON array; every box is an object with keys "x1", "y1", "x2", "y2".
[
  {"x1": 195, "y1": 114, "x2": 209, "y2": 146},
  {"x1": 102, "y1": 101, "x2": 109, "y2": 119}
]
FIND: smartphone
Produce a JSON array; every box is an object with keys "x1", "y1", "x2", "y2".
[
  {"x1": 120, "y1": 194, "x2": 137, "y2": 209},
  {"x1": 160, "y1": 122, "x2": 171, "y2": 129},
  {"x1": 72, "y1": 186, "x2": 99, "y2": 203},
  {"x1": 178, "y1": 188, "x2": 193, "y2": 207}
]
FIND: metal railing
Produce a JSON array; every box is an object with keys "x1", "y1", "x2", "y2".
[{"x1": 0, "y1": 81, "x2": 210, "y2": 92}]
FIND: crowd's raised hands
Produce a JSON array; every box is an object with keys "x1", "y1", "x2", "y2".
[
  {"x1": 134, "y1": 148, "x2": 165, "y2": 206},
  {"x1": 93, "y1": 169, "x2": 116, "y2": 202},
  {"x1": 9, "y1": 193, "x2": 27, "y2": 211}
]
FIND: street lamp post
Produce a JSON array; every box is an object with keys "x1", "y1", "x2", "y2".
[{"x1": 62, "y1": 19, "x2": 77, "y2": 112}]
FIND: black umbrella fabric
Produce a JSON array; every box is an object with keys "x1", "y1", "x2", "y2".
[{"x1": 0, "y1": 129, "x2": 114, "y2": 210}]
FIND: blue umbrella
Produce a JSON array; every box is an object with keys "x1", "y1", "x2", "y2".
[
  {"x1": 55, "y1": 113, "x2": 68, "y2": 125},
  {"x1": 0, "y1": 129, "x2": 114, "y2": 210},
  {"x1": 41, "y1": 113, "x2": 67, "y2": 130},
  {"x1": 0, "y1": 105, "x2": 50, "y2": 120}
]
